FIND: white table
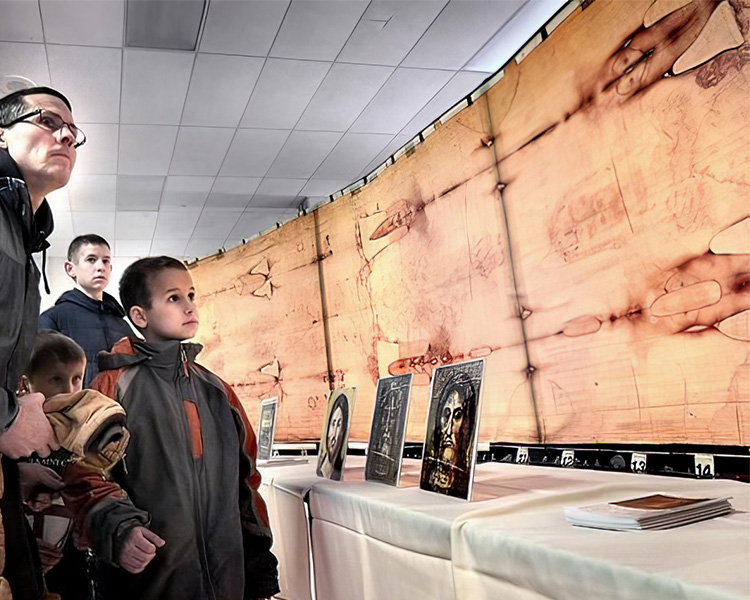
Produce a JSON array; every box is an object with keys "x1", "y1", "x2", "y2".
[{"x1": 259, "y1": 458, "x2": 750, "y2": 600}]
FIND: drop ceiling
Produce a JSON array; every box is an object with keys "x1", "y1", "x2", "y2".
[{"x1": 0, "y1": 0, "x2": 565, "y2": 306}]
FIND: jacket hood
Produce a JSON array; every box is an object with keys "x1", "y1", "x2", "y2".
[
  {"x1": 0, "y1": 148, "x2": 54, "y2": 254},
  {"x1": 55, "y1": 288, "x2": 127, "y2": 317},
  {"x1": 98, "y1": 336, "x2": 203, "y2": 372}
]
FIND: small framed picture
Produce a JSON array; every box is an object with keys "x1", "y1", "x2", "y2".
[
  {"x1": 365, "y1": 373, "x2": 413, "y2": 486},
  {"x1": 316, "y1": 388, "x2": 356, "y2": 481},
  {"x1": 257, "y1": 397, "x2": 278, "y2": 463},
  {"x1": 420, "y1": 359, "x2": 484, "y2": 500}
]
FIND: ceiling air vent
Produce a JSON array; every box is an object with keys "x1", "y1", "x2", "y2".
[{"x1": 125, "y1": 0, "x2": 207, "y2": 51}]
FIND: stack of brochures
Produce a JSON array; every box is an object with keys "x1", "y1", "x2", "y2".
[{"x1": 564, "y1": 493, "x2": 733, "y2": 530}]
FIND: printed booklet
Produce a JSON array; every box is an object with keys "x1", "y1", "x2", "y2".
[{"x1": 564, "y1": 494, "x2": 733, "y2": 530}]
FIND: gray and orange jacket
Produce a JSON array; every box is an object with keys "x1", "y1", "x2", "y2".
[{"x1": 62, "y1": 337, "x2": 279, "y2": 600}]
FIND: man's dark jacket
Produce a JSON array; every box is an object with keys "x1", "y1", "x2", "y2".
[
  {"x1": 0, "y1": 149, "x2": 54, "y2": 600},
  {"x1": 63, "y1": 338, "x2": 280, "y2": 600},
  {"x1": 39, "y1": 288, "x2": 133, "y2": 385}
]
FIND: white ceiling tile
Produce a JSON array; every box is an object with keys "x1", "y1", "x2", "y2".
[
  {"x1": 313, "y1": 133, "x2": 391, "y2": 180},
  {"x1": 256, "y1": 178, "x2": 306, "y2": 196},
  {"x1": 121, "y1": 50, "x2": 194, "y2": 125},
  {"x1": 219, "y1": 128, "x2": 290, "y2": 177},
  {"x1": 184, "y1": 238, "x2": 225, "y2": 259},
  {"x1": 350, "y1": 67, "x2": 453, "y2": 134},
  {"x1": 402, "y1": 0, "x2": 525, "y2": 70},
  {"x1": 115, "y1": 211, "x2": 157, "y2": 240},
  {"x1": 240, "y1": 58, "x2": 331, "y2": 129},
  {"x1": 119, "y1": 125, "x2": 178, "y2": 175},
  {"x1": 266, "y1": 130, "x2": 342, "y2": 179},
  {"x1": 40, "y1": 0, "x2": 124, "y2": 47},
  {"x1": 0, "y1": 2, "x2": 44, "y2": 42},
  {"x1": 73, "y1": 123, "x2": 118, "y2": 174},
  {"x1": 67, "y1": 174, "x2": 116, "y2": 211},
  {"x1": 466, "y1": 0, "x2": 564, "y2": 72},
  {"x1": 169, "y1": 127, "x2": 234, "y2": 176},
  {"x1": 0, "y1": 42, "x2": 50, "y2": 86},
  {"x1": 72, "y1": 210, "x2": 115, "y2": 240},
  {"x1": 248, "y1": 194, "x2": 300, "y2": 210},
  {"x1": 357, "y1": 132, "x2": 411, "y2": 178},
  {"x1": 296, "y1": 63, "x2": 393, "y2": 132},
  {"x1": 228, "y1": 209, "x2": 287, "y2": 240},
  {"x1": 181, "y1": 54, "x2": 264, "y2": 127},
  {"x1": 338, "y1": 1, "x2": 447, "y2": 66},
  {"x1": 160, "y1": 175, "x2": 214, "y2": 209},
  {"x1": 46, "y1": 187, "x2": 70, "y2": 213},
  {"x1": 47, "y1": 45, "x2": 121, "y2": 123},
  {"x1": 270, "y1": 0, "x2": 368, "y2": 61},
  {"x1": 116, "y1": 175, "x2": 164, "y2": 211},
  {"x1": 301, "y1": 179, "x2": 352, "y2": 197},
  {"x1": 200, "y1": 0, "x2": 289, "y2": 56},
  {"x1": 206, "y1": 176, "x2": 262, "y2": 209},
  {"x1": 154, "y1": 208, "x2": 202, "y2": 239},
  {"x1": 115, "y1": 239, "x2": 151, "y2": 257},
  {"x1": 149, "y1": 238, "x2": 188, "y2": 257},
  {"x1": 401, "y1": 70, "x2": 489, "y2": 137},
  {"x1": 193, "y1": 209, "x2": 243, "y2": 239}
]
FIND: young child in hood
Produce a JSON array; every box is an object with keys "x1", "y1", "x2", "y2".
[
  {"x1": 38, "y1": 234, "x2": 133, "y2": 386},
  {"x1": 62, "y1": 256, "x2": 279, "y2": 600}
]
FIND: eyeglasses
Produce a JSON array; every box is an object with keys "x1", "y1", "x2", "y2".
[{"x1": 1, "y1": 108, "x2": 86, "y2": 149}]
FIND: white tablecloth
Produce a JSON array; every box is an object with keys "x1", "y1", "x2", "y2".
[{"x1": 259, "y1": 458, "x2": 750, "y2": 600}]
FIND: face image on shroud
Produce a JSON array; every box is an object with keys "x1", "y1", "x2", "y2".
[
  {"x1": 421, "y1": 360, "x2": 483, "y2": 500},
  {"x1": 257, "y1": 398, "x2": 277, "y2": 462},
  {"x1": 365, "y1": 373, "x2": 412, "y2": 485},
  {"x1": 316, "y1": 390, "x2": 353, "y2": 481}
]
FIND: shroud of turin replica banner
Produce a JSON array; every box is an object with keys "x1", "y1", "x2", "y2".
[{"x1": 190, "y1": 0, "x2": 749, "y2": 445}]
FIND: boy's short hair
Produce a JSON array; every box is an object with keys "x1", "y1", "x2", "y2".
[
  {"x1": 120, "y1": 256, "x2": 188, "y2": 315},
  {"x1": 67, "y1": 234, "x2": 111, "y2": 262},
  {"x1": 26, "y1": 330, "x2": 85, "y2": 379},
  {"x1": 0, "y1": 86, "x2": 72, "y2": 126}
]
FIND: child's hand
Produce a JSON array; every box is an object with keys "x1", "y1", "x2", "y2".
[
  {"x1": 36, "y1": 539, "x2": 63, "y2": 573},
  {"x1": 18, "y1": 462, "x2": 64, "y2": 505},
  {"x1": 118, "y1": 526, "x2": 165, "y2": 574}
]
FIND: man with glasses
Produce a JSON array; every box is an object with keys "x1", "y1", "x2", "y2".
[{"x1": 0, "y1": 86, "x2": 83, "y2": 600}]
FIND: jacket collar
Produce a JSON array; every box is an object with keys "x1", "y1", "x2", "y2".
[
  {"x1": 56, "y1": 288, "x2": 127, "y2": 317},
  {"x1": 97, "y1": 336, "x2": 203, "y2": 372},
  {"x1": 0, "y1": 149, "x2": 54, "y2": 254}
]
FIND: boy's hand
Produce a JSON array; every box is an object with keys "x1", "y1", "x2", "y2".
[
  {"x1": 118, "y1": 526, "x2": 165, "y2": 574},
  {"x1": 0, "y1": 393, "x2": 59, "y2": 459},
  {"x1": 18, "y1": 462, "x2": 64, "y2": 506}
]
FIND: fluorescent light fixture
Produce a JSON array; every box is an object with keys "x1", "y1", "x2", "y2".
[
  {"x1": 465, "y1": 0, "x2": 569, "y2": 73},
  {"x1": 126, "y1": 0, "x2": 206, "y2": 51}
]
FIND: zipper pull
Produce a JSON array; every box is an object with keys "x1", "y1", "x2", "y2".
[{"x1": 181, "y1": 345, "x2": 189, "y2": 378}]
